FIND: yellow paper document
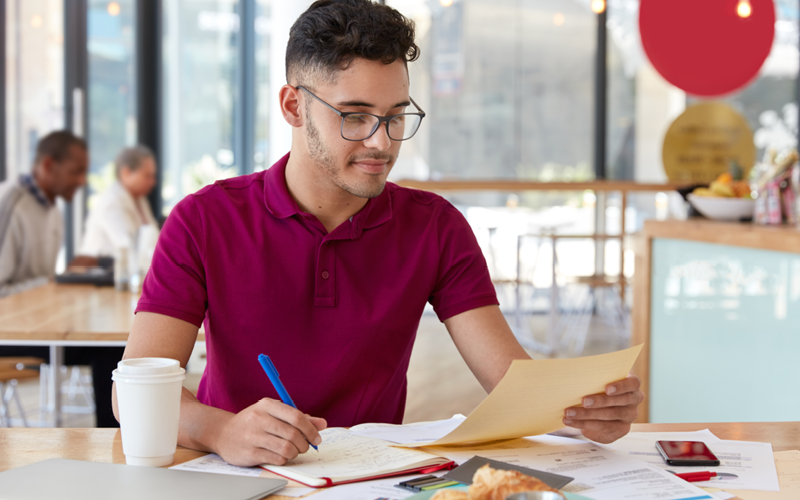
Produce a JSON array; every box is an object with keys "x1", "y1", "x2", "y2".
[{"x1": 402, "y1": 344, "x2": 643, "y2": 447}]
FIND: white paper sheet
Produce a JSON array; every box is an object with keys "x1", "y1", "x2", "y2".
[
  {"x1": 170, "y1": 453, "x2": 263, "y2": 477},
  {"x1": 602, "y1": 431, "x2": 780, "y2": 491},
  {"x1": 717, "y1": 450, "x2": 800, "y2": 500},
  {"x1": 425, "y1": 434, "x2": 714, "y2": 500},
  {"x1": 298, "y1": 476, "x2": 417, "y2": 500},
  {"x1": 271, "y1": 486, "x2": 317, "y2": 497},
  {"x1": 349, "y1": 415, "x2": 467, "y2": 444}
]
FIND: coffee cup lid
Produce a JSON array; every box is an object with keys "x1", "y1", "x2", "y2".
[{"x1": 116, "y1": 357, "x2": 182, "y2": 376}]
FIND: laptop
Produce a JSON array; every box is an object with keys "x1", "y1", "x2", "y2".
[{"x1": 0, "y1": 459, "x2": 287, "y2": 500}]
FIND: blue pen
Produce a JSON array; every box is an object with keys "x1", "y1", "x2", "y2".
[{"x1": 258, "y1": 354, "x2": 319, "y2": 451}]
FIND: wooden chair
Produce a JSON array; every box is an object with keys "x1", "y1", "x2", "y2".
[
  {"x1": 0, "y1": 365, "x2": 41, "y2": 427},
  {"x1": 0, "y1": 357, "x2": 46, "y2": 370},
  {"x1": 0, "y1": 357, "x2": 46, "y2": 426}
]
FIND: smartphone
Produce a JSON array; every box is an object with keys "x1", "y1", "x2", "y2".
[{"x1": 656, "y1": 440, "x2": 720, "y2": 466}]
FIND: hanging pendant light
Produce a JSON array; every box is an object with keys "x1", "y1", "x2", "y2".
[{"x1": 737, "y1": 0, "x2": 753, "y2": 18}]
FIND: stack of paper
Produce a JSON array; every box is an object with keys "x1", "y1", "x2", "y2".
[
  {"x1": 423, "y1": 434, "x2": 716, "y2": 500},
  {"x1": 602, "y1": 429, "x2": 780, "y2": 492}
]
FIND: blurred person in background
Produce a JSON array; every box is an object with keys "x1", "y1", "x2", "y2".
[
  {"x1": 78, "y1": 145, "x2": 159, "y2": 259},
  {"x1": 0, "y1": 130, "x2": 122, "y2": 428},
  {"x1": 0, "y1": 130, "x2": 87, "y2": 296}
]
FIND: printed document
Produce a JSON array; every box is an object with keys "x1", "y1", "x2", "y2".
[
  {"x1": 603, "y1": 430, "x2": 780, "y2": 491},
  {"x1": 426, "y1": 434, "x2": 713, "y2": 500},
  {"x1": 401, "y1": 345, "x2": 643, "y2": 447},
  {"x1": 296, "y1": 476, "x2": 419, "y2": 500},
  {"x1": 717, "y1": 450, "x2": 800, "y2": 500}
]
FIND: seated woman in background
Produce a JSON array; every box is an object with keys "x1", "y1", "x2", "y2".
[{"x1": 79, "y1": 145, "x2": 159, "y2": 257}]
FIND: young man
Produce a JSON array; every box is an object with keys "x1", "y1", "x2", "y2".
[{"x1": 116, "y1": 0, "x2": 643, "y2": 466}]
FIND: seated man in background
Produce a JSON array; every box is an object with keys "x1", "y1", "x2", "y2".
[
  {"x1": 0, "y1": 130, "x2": 123, "y2": 428},
  {"x1": 116, "y1": 0, "x2": 643, "y2": 466},
  {"x1": 79, "y1": 145, "x2": 159, "y2": 258},
  {"x1": 0, "y1": 131, "x2": 86, "y2": 296}
]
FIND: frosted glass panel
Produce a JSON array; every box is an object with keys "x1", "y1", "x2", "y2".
[{"x1": 650, "y1": 238, "x2": 800, "y2": 423}]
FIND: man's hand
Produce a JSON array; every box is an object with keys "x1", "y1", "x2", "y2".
[
  {"x1": 562, "y1": 373, "x2": 644, "y2": 444},
  {"x1": 212, "y1": 398, "x2": 327, "y2": 467}
]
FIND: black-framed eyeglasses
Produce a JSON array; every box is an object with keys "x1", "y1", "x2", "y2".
[{"x1": 296, "y1": 85, "x2": 425, "y2": 142}]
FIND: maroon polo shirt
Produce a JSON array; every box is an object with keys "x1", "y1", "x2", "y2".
[{"x1": 136, "y1": 153, "x2": 498, "y2": 427}]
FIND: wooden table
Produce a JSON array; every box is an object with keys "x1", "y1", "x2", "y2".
[
  {"x1": 0, "y1": 283, "x2": 204, "y2": 426},
  {"x1": 1, "y1": 422, "x2": 797, "y2": 499}
]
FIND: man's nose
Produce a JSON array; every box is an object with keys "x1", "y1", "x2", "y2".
[{"x1": 363, "y1": 123, "x2": 392, "y2": 151}]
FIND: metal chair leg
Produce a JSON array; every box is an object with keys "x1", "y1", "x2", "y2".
[
  {"x1": 40, "y1": 364, "x2": 49, "y2": 426},
  {"x1": 9, "y1": 379, "x2": 29, "y2": 427},
  {"x1": 0, "y1": 381, "x2": 9, "y2": 427}
]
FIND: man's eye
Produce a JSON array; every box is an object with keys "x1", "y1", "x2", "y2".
[{"x1": 344, "y1": 115, "x2": 368, "y2": 124}]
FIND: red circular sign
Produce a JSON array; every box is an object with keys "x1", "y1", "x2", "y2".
[{"x1": 639, "y1": 0, "x2": 775, "y2": 97}]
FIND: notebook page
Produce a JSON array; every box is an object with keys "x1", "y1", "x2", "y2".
[{"x1": 262, "y1": 428, "x2": 446, "y2": 481}]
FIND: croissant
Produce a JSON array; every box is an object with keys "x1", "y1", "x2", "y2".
[
  {"x1": 468, "y1": 464, "x2": 561, "y2": 500},
  {"x1": 430, "y1": 490, "x2": 470, "y2": 500}
]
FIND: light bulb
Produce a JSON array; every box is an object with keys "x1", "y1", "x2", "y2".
[
  {"x1": 107, "y1": 2, "x2": 121, "y2": 16},
  {"x1": 737, "y1": 0, "x2": 752, "y2": 18},
  {"x1": 591, "y1": 0, "x2": 606, "y2": 14},
  {"x1": 440, "y1": 0, "x2": 454, "y2": 7},
  {"x1": 553, "y1": 13, "x2": 565, "y2": 26}
]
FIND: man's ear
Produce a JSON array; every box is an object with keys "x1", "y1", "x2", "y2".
[
  {"x1": 38, "y1": 155, "x2": 55, "y2": 176},
  {"x1": 279, "y1": 85, "x2": 304, "y2": 128}
]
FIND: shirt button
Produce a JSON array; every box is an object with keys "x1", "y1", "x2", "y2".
[{"x1": 321, "y1": 271, "x2": 330, "y2": 279}]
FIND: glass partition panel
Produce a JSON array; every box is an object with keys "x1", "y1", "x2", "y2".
[{"x1": 5, "y1": 0, "x2": 64, "y2": 178}]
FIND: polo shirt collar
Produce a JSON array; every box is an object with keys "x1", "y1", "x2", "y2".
[
  {"x1": 263, "y1": 152, "x2": 394, "y2": 239},
  {"x1": 263, "y1": 153, "x2": 299, "y2": 219}
]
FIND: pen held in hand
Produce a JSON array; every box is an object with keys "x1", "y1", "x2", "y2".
[{"x1": 257, "y1": 353, "x2": 319, "y2": 451}]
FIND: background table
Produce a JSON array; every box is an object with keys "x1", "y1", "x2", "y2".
[
  {"x1": 1, "y1": 422, "x2": 797, "y2": 499},
  {"x1": 0, "y1": 282, "x2": 204, "y2": 426}
]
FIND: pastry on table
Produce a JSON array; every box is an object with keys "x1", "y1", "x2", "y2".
[{"x1": 468, "y1": 464, "x2": 562, "y2": 500}]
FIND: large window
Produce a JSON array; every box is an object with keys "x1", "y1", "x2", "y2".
[
  {"x1": 5, "y1": 0, "x2": 64, "y2": 178},
  {"x1": 86, "y1": 0, "x2": 137, "y2": 208},
  {"x1": 388, "y1": 0, "x2": 596, "y2": 183},
  {"x1": 161, "y1": 0, "x2": 270, "y2": 217}
]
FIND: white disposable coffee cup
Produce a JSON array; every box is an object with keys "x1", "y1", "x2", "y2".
[{"x1": 112, "y1": 358, "x2": 186, "y2": 467}]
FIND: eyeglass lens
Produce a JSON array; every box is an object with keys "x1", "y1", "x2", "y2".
[{"x1": 342, "y1": 113, "x2": 422, "y2": 141}]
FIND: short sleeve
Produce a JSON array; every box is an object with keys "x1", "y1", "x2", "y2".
[
  {"x1": 136, "y1": 195, "x2": 208, "y2": 327},
  {"x1": 428, "y1": 203, "x2": 499, "y2": 321}
]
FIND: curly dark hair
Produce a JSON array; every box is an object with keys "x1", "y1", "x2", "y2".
[{"x1": 286, "y1": 0, "x2": 420, "y2": 86}]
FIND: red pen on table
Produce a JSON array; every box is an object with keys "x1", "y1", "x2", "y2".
[{"x1": 671, "y1": 471, "x2": 739, "y2": 482}]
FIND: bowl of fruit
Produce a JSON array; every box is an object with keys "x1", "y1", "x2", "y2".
[{"x1": 687, "y1": 170, "x2": 755, "y2": 221}]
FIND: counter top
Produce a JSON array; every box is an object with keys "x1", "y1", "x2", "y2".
[{"x1": 642, "y1": 219, "x2": 800, "y2": 254}]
